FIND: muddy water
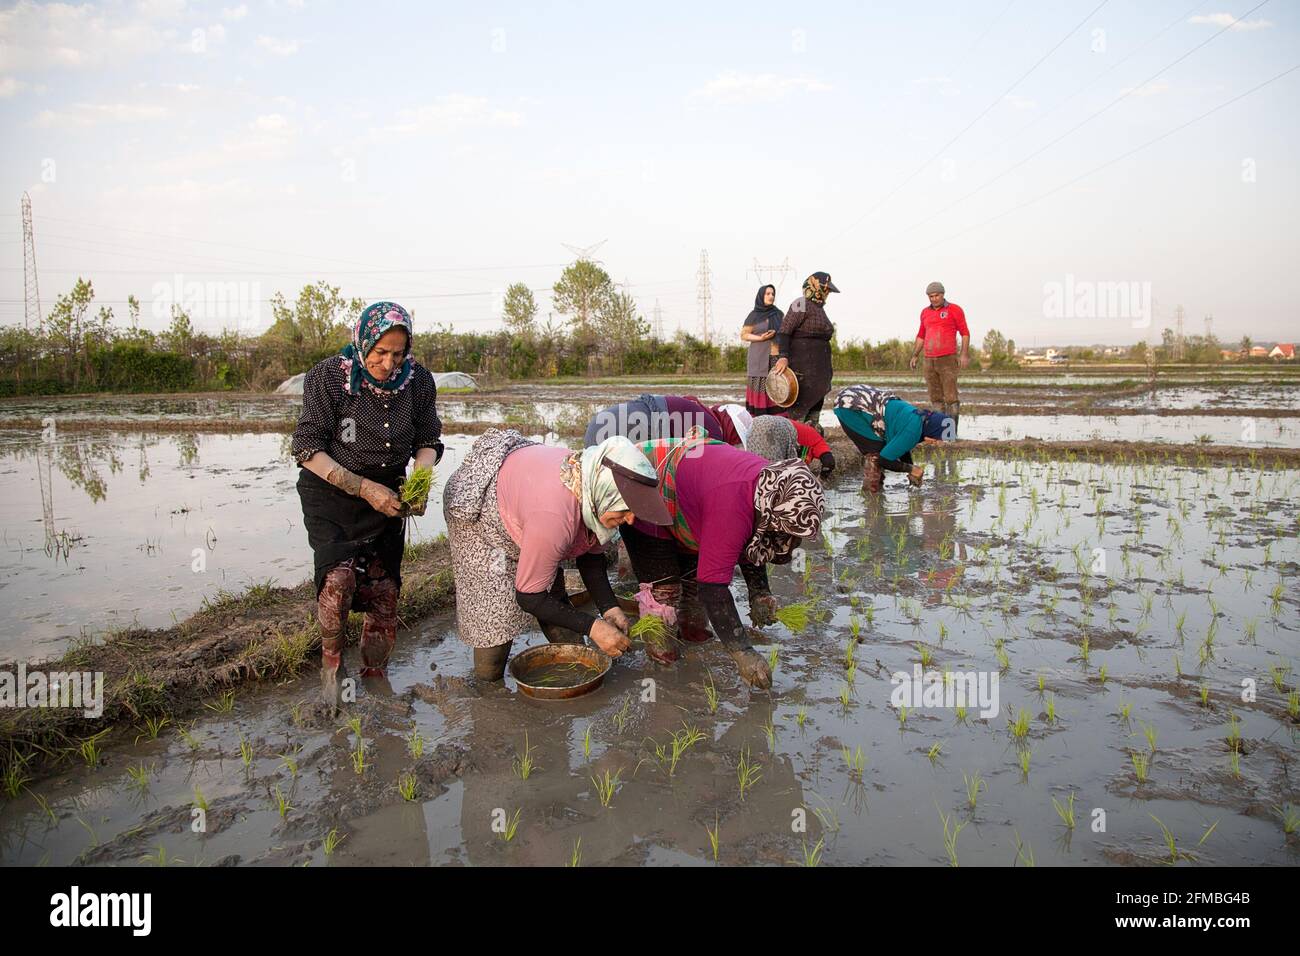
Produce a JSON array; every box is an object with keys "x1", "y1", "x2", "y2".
[
  {"x1": 3, "y1": 455, "x2": 1295, "y2": 866},
  {"x1": 0, "y1": 430, "x2": 484, "y2": 663}
]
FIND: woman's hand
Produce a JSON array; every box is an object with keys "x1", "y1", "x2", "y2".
[
  {"x1": 772, "y1": 357, "x2": 789, "y2": 374},
  {"x1": 762, "y1": 329, "x2": 776, "y2": 340},
  {"x1": 602, "y1": 606, "x2": 630, "y2": 635},
  {"x1": 908, "y1": 465, "x2": 925, "y2": 488},
  {"x1": 360, "y1": 478, "x2": 403, "y2": 517},
  {"x1": 590, "y1": 619, "x2": 631, "y2": 656}
]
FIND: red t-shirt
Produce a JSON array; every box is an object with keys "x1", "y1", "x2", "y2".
[
  {"x1": 916, "y1": 301, "x2": 969, "y2": 358},
  {"x1": 792, "y1": 420, "x2": 830, "y2": 462}
]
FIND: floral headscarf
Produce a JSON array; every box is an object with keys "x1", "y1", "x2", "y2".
[
  {"x1": 559, "y1": 436, "x2": 657, "y2": 546},
  {"x1": 803, "y1": 273, "x2": 832, "y2": 305},
  {"x1": 340, "y1": 301, "x2": 414, "y2": 396},
  {"x1": 745, "y1": 459, "x2": 824, "y2": 566}
]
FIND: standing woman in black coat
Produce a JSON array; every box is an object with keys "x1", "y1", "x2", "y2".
[
  {"x1": 741, "y1": 284, "x2": 782, "y2": 416},
  {"x1": 771, "y1": 271, "x2": 839, "y2": 430}
]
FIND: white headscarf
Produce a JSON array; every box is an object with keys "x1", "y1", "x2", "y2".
[
  {"x1": 719, "y1": 404, "x2": 753, "y2": 447},
  {"x1": 578, "y1": 436, "x2": 658, "y2": 546}
]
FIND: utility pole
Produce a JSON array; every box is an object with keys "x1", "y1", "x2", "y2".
[
  {"x1": 22, "y1": 191, "x2": 41, "y2": 333},
  {"x1": 652, "y1": 299, "x2": 664, "y2": 340},
  {"x1": 1204, "y1": 313, "x2": 1213, "y2": 341},
  {"x1": 1174, "y1": 304, "x2": 1185, "y2": 361},
  {"x1": 696, "y1": 249, "x2": 713, "y2": 344}
]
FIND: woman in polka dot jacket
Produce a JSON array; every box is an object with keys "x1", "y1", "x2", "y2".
[{"x1": 290, "y1": 301, "x2": 443, "y2": 711}]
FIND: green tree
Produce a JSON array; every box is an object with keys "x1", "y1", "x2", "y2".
[
  {"x1": 981, "y1": 328, "x2": 1017, "y2": 368},
  {"x1": 596, "y1": 290, "x2": 649, "y2": 362},
  {"x1": 552, "y1": 260, "x2": 614, "y2": 348},
  {"x1": 269, "y1": 281, "x2": 361, "y2": 356},
  {"x1": 45, "y1": 277, "x2": 96, "y2": 386},
  {"x1": 502, "y1": 282, "x2": 538, "y2": 340}
]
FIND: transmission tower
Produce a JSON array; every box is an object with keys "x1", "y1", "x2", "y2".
[
  {"x1": 652, "y1": 299, "x2": 664, "y2": 340},
  {"x1": 560, "y1": 239, "x2": 608, "y2": 265},
  {"x1": 696, "y1": 250, "x2": 713, "y2": 344},
  {"x1": 1173, "y1": 304, "x2": 1185, "y2": 361},
  {"x1": 1204, "y1": 313, "x2": 1213, "y2": 341},
  {"x1": 749, "y1": 256, "x2": 791, "y2": 293},
  {"x1": 21, "y1": 192, "x2": 41, "y2": 332}
]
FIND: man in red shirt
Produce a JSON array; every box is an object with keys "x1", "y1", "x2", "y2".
[{"x1": 909, "y1": 280, "x2": 969, "y2": 433}]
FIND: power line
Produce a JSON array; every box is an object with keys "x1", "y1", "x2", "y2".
[
  {"x1": 21, "y1": 192, "x2": 41, "y2": 333},
  {"x1": 861, "y1": 62, "x2": 1300, "y2": 272},
  {"x1": 824, "y1": 0, "x2": 1109, "y2": 247}
]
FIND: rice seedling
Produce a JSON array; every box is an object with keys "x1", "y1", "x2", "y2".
[
  {"x1": 937, "y1": 806, "x2": 967, "y2": 867},
  {"x1": 2, "y1": 754, "x2": 31, "y2": 799},
  {"x1": 1037, "y1": 674, "x2": 1045, "y2": 695},
  {"x1": 612, "y1": 695, "x2": 633, "y2": 733},
  {"x1": 192, "y1": 785, "x2": 209, "y2": 813},
  {"x1": 135, "y1": 715, "x2": 170, "y2": 743},
  {"x1": 399, "y1": 464, "x2": 434, "y2": 513},
  {"x1": 30, "y1": 791, "x2": 56, "y2": 826},
  {"x1": 1078, "y1": 635, "x2": 1091, "y2": 666},
  {"x1": 1228, "y1": 749, "x2": 1241, "y2": 779},
  {"x1": 238, "y1": 733, "x2": 254, "y2": 769},
  {"x1": 1117, "y1": 702, "x2": 1132, "y2": 724},
  {"x1": 702, "y1": 671, "x2": 719, "y2": 715},
  {"x1": 963, "y1": 771, "x2": 985, "y2": 810},
  {"x1": 1149, "y1": 814, "x2": 1185, "y2": 864},
  {"x1": 775, "y1": 600, "x2": 815, "y2": 633},
  {"x1": 704, "y1": 812, "x2": 720, "y2": 861},
  {"x1": 580, "y1": 723, "x2": 593, "y2": 762},
  {"x1": 927, "y1": 741, "x2": 942, "y2": 765},
  {"x1": 1045, "y1": 694, "x2": 1057, "y2": 725},
  {"x1": 917, "y1": 643, "x2": 934, "y2": 668},
  {"x1": 1140, "y1": 721, "x2": 1158, "y2": 753},
  {"x1": 126, "y1": 762, "x2": 153, "y2": 792},
  {"x1": 1199, "y1": 683, "x2": 1210, "y2": 709},
  {"x1": 839, "y1": 684, "x2": 852, "y2": 710},
  {"x1": 1131, "y1": 750, "x2": 1150, "y2": 784},
  {"x1": 795, "y1": 706, "x2": 807, "y2": 729},
  {"x1": 323, "y1": 828, "x2": 344, "y2": 856},
  {"x1": 1287, "y1": 690, "x2": 1299, "y2": 721},
  {"x1": 736, "y1": 746, "x2": 762, "y2": 801},
  {"x1": 843, "y1": 745, "x2": 866, "y2": 779},
  {"x1": 78, "y1": 730, "x2": 110, "y2": 769},
  {"x1": 629, "y1": 613, "x2": 669, "y2": 643},
  {"x1": 994, "y1": 641, "x2": 1010, "y2": 673},
  {"x1": 1013, "y1": 829, "x2": 1035, "y2": 867},
  {"x1": 954, "y1": 705, "x2": 968, "y2": 724},
  {"x1": 762, "y1": 716, "x2": 777, "y2": 752},
  {"x1": 398, "y1": 772, "x2": 417, "y2": 802},
  {"x1": 1274, "y1": 803, "x2": 1299, "y2": 835},
  {"x1": 897, "y1": 705, "x2": 910, "y2": 728},
  {"x1": 767, "y1": 645, "x2": 779, "y2": 676},
  {"x1": 1226, "y1": 712, "x2": 1242, "y2": 752},
  {"x1": 1008, "y1": 708, "x2": 1031, "y2": 741},
  {"x1": 669, "y1": 723, "x2": 706, "y2": 774},
  {"x1": 591, "y1": 768, "x2": 621, "y2": 808},
  {"x1": 512, "y1": 732, "x2": 539, "y2": 780},
  {"x1": 350, "y1": 741, "x2": 367, "y2": 776},
  {"x1": 1052, "y1": 791, "x2": 1076, "y2": 829},
  {"x1": 1269, "y1": 665, "x2": 1292, "y2": 694},
  {"x1": 204, "y1": 690, "x2": 236, "y2": 714},
  {"x1": 500, "y1": 808, "x2": 522, "y2": 842},
  {"x1": 1017, "y1": 748, "x2": 1032, "y2": 778},
  {"x1": 797, "y1": 837, "x2": 825, "y2": 867},
  {"x1": 845, "y1": 660, "x2": 857, "y2": 685},
  {"x1": 271, "y1": 783, "x2": 293, "y2": 818},
  {"x1": 1097, "y1": 664, "x2": 1109, "y2": 687}
]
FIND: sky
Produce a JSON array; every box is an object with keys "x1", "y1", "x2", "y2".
[{"x1": 0, "y1": 0, "x2": 1296, "y2": 348}]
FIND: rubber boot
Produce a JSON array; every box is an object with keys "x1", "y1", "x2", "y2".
[
  {"x1": 358, "y1": 577, "x2": 398, "y2": 678},
  {"x1": 863, "y1": 455, "x2": 884, "y2": 494},
  {"x1": 948, "y1": 401, "x2": 960, "y2": 438},
  {"x1": 677, "y1": 576, "x2": 714, "y2": 644},
  {"x1": 473, "y1": 642, "x2": 512, "y2": 682},
  {"x1": 644, "y1": 581, "x2": 683, "y2": 663},
  {"x1": 317, "y1": 565, "x2": 357, "y2": 713}
]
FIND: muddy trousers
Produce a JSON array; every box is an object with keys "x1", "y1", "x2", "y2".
[
  {"x1": 318, "y1": 563, "x2": 400, "y2": 684},
  {"x1": 473, "y1": 570, "x2": 585, "y2": 681}
]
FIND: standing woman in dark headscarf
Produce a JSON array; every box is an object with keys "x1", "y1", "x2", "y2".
[
  {"x1": 291, "y1": 301, "x2": 443, "y2": 711},
  {"x1": 772, "y1": 271, "x2": 839, "y2": 431},
  {"x1": 741, "y1": 284, "x2": 782, "y2": 416}
]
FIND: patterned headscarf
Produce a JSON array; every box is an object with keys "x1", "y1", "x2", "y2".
[
  {"x1": 745, "y1": 460, "x2": 824, "y2": 566},
  {"x1": 803, "y1": 273, "x2": 833, "y2": 305},
  {"x1": 746, "y1": 416, "x2": 800, "y2": 463},
  {"x1": 560, "y1": 436, "x2": 657, "y2": 546},
  {"x1": 340, "y1": 301, "x2": 414, "y2": 396}
]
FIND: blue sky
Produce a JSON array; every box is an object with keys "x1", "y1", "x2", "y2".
[{"x1": 1, "y1": 0, "x2": 1296, "y2": 346}]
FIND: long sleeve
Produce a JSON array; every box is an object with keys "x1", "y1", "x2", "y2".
[
  {"x1": 881, "y1": 414, "x2": 922, "y2": 465},
  {"x1": 291, "y1": 361, "x2": 337, "y2": 465},
  {"x1": 575, "y1": 551, "x2": 618, "y2": 614},
  {"x1": 775, "y1": 299, "x2": 807, "y2": 356},
  {"x1": 953, "y1": 304, "x2": 970, "y2": 339},
  {"x1": 412, "y1": 366, "x2": 444, "y2": 463}
]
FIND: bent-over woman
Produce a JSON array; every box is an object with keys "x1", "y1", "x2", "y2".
[
  {"x1": 832, "y1": 384, "x2": 954, "y2": 492},
  {"x1": 444, "y1": 429, "x2": 671, "y2": 680},
  {"x1": 746, "y1": 415, "x2": 835, "y2": 480}
]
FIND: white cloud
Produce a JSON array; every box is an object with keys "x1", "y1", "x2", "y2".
[
  {"x1": 0, "y1": 75, "x2": 26, "y2": 97},
  {"x1": 379, "y1": 94, "x2": 523, "y2": 136},
  {"x1": 1189, "y1": 13, "x2": 1274, "y2": 31},
  {"x1": 35, "y1": 101, "x2": 170, "y2": 128},
  {"x1": 1004, "y1": 94, "x2": 1036, "y2": 111},
  {"x1": 222, "y1": 4, "x2": 249, "y2": 20},
  {"x1": 0, "y1": 0, "x2": 181, "y2": 72},
  {"x1": 256, "y1": 34, "x2": 299, "y2": 56},
  {"x1": 252, "y1": 112, "x2": 289, "y2": 132},
  {"x1": 686, "y1": 70, "x2": 832, "y2": 106}
]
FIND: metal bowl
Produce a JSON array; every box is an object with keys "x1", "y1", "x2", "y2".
[{"x1": 509, "y1": 643, "x2": 612, "y2": 700}]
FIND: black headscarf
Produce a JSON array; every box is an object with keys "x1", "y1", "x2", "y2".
[{"x1": 744, "y1": 284, "x2": 783, "y2": 331}]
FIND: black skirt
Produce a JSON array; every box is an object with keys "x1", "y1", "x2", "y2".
[
  {"x1": 297, "y1": 465, "x2": 406, "y2": 597},
  {"x1": 787, "y1": 336, "x2": 833, "y2": 421}
]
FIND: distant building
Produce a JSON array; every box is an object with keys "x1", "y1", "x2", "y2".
[
  {"x1": 1269, "y1": 343, "x2": 1296, "y2": 360},
  {"x1": 1220, "y1": 349, "x2": 1238, "y2": 360},
  {"x1": 1249, "y1": 346, "x2": 1270, "y2": 358}
]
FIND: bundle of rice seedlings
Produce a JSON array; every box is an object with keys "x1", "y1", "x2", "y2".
[
  {"x1": 775, "y1": 600, "x2": 816, "y2": 634},
  {"x1": 400, "y1": 465, "x2": 434, "y2": 513}
]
